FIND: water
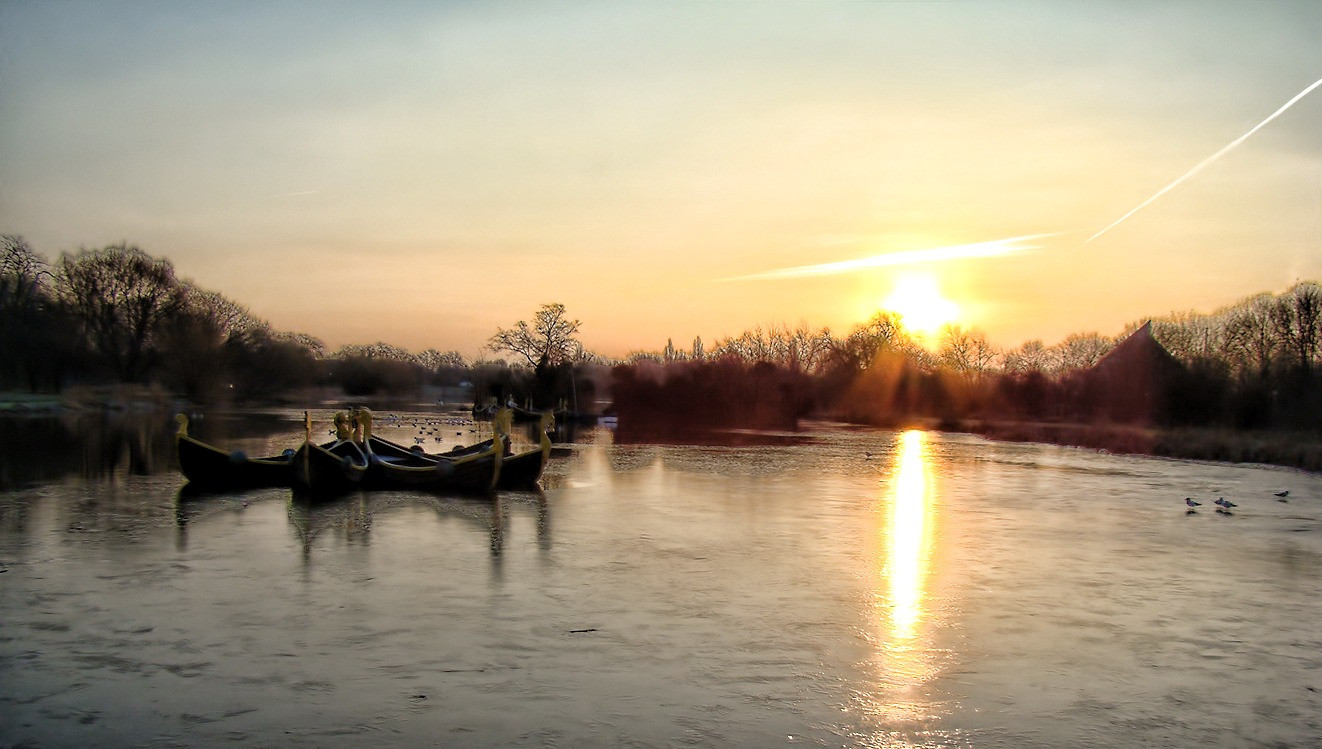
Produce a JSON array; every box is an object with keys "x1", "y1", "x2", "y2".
[{"x1": 1, "y1": 411, "x2": 1319, "y2": 747}]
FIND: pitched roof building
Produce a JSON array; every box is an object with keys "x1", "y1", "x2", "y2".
[{"x1": 1085, "y1": 321, "x2": 1183, "y2": 424}]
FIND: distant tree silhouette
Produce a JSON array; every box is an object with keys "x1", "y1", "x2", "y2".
[
  {"x1": 229, "y1": 332, "x2": 320, "y2": 401},
  {"x1": 489, "y1": 303, "x2": 582, "y2": 370},
  {"x1": 488, "y1": 303, "x2": 584, "y2": 408},
  {"x1": 330, "y1": 342, "x2": 428, "y2": 396},
  {"x1": 1273, "y1": 282, "x2": 1321, "y2": 375},
  {"x1": 1054, "y1": 332, "x2": 1115, "y2": 371},
  {"x1": 158, "y1": 284, "x2": 270, "y2": 400},
  {"x1": 1223, "y1": 293, "x2": 1277, "y2": 380},
  {"x1": 1001, "y1": 339, "x2": 1053, "y2": 374},
  {"x1": 938, "y1": 325, "x2": 998, "y2": 379},
  {"x1": 1, "y1": 236, "x2": 46, "y2": 386},
  {"x1": 1, "y1": 235, "x2": 81, "y2": 390},
  {"x1": 55, "y1": 243, "x2": 183, "y2": 383}
]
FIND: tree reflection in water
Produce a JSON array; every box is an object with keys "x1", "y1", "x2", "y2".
[{"x1": 0, "y1": 412, "x2": 179, "y2": 490}]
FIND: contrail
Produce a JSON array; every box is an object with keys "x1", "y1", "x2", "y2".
[
  {"x1": 1085, "y1": 77, "x2": 1322, "y2": 245},
  {"x1": 719, "y1": 232, "x2": 1059, "y2": 282}
]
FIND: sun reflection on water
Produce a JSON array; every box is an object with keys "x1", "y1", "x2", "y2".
[
  {"x1": 889, "y1": 430, "x2": 933, "y2": 644},
  {"x1": 866, "y1": 429, "x2": 940, "y2": 730}
]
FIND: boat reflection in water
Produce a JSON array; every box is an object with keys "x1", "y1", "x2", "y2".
[{"x1": 867, "y1": 429, "x2": 941, "y2": 729}]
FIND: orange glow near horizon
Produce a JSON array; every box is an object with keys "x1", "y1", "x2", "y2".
[{"x1": 881, "y1": 273, "x2": 960, "y2": 341}]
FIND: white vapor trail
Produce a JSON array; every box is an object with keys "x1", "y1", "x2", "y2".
[
  {"x1": 1085, "y1": 77, "x2": 1322, "y2": 245},
  {"x1": 720, "y1": 233, "x2": 1059, "y2": 282}
]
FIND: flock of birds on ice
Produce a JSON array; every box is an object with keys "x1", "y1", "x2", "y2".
[
  {"x1": 1184, "y1": 490, "x2": 1291, "y2": 515},
  {"x1": 381, "y1": 413, "x2": 477, "y2": 446},
  {"x1": 328, "y1": 413, "x2": 479, "y2": 447}
]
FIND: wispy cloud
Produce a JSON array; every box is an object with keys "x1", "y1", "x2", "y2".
[
  {"x1": 718, "y1": 233, "x2": 1061, "y2": 282},
  {"x1": 1085, "y1": 77, "x2": 1322, "y2": 245}
]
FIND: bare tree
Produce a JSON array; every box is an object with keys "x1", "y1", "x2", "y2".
[
  {"x1": 1053, "y1": 332, "x2": 1114, "y2": 371},
  {"x1": 828, "y1": 312, "x2": 908, "y2": 372},
  {"x1": 181, "y1": 284, "x2": 269, "y2": 344},
  {"x1": 55, "y1": 243, "x2": 183, "y2": 382},
  {"x1": 156, "y1": 284, "x2": 274, "y2": 399},
  {"x1": 1, "y1": 235, "x2": 62, "y2": 388},
  {"x1": 1223, "y1": 293, "x2": 1278, "y2": 379},
  {"x1": 939, "y1": 326, "x2": 998, "y2": 378},
  {"x1": 1, "y1": 235, "x2": 49, "y2": 318},
  {"x1": 333, "y1": 342, "x2": 418, "y2": 364},
  {"x1": 275, "y1": 332, "x2": 326, "y2": 360},
  {"x1": 416, "y1": 348, "x2": 468, "y2": 372},
  {"x1": 1273, "y1": 281, "x2": 1322, "y2": 374},
  {"x1": 1002, "y1": 339, "x2": 1052, "y2": 373},
  {"x1": 489, "y1": 303, "x2": 582, "y2": 370}
]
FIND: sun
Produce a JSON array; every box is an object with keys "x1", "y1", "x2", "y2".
[{"x1": 881, "y1": 273, "x2": 959, "y2": 340}]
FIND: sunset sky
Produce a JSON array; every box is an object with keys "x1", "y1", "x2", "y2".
[{"x1": 2, "y1": 1, "x2": 1319, "y2": 359}]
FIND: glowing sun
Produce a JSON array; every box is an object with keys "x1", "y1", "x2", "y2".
[{"x1": 882, "y1": 273, "x2": 959, "y2": 338}]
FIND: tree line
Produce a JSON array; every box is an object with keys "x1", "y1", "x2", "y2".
[
  {"x1": 0, "y1": 237, "x2": 479, "y2": 401},
  {"x1": 611, "y1": 281, "x2": 1321, "y2": 436},
  {"x1": 3, "y1": 235, "x2": 1318, "y2": 435}
]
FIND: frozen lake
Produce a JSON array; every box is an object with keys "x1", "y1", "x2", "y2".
[{"x1": 2, "y1": 414, "x2": 1320, "y2": 747}]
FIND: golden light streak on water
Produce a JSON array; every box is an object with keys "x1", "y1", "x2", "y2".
[
  {"x1": 863, "y1": 429, "x2": 941, "y2": 732},
  {"x1": 888, "y1": 430, "x2": 932, "y2": 643}
]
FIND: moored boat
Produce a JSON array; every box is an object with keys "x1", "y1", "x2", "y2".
[
  {"x1": 363, "y1": 407, "x2": 553, "y2": 490},
  {"x1": 175, "y1": 413, "x2": 295, "y2": 489},
  {"x1": 491, "y1": 410, "x2": 555, "y2": 490},
  {"x1": 354, "y1": 407, "x2": 503, "y2": 494},
  {"x1": 471, "y1": 402, "x2": 556, "y2": 424},
  {"x1": 292, "y1": 412, "x2": 370, "y2": 498}
]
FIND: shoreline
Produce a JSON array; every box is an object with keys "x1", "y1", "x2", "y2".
[
  {"x1": 4, "y1": 390, "x2": 1318, "y2": 473},
  {"x1": 958, "y1": 418, "x2": 1322, "y2": 473}
]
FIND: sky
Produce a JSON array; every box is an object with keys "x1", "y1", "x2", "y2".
[{"x1": 2, "y1": 0, "x2": 1320, "y2": 359}]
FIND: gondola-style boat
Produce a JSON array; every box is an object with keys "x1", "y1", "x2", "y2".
[
  {"x1": 471, "y1": 402, "x2": 557, "y2": 424},
  {"x1": 293, "y1": 411, "x2": 370, "y2": 497},
  {"x1": 175, "y1": 413, "x2": 296, "y2": 489},
  {"x1": 489, "y1": 409, "x2": 555, "y2": 490},
  {"x1": 363, "y1": 407, "x2": 553, "y2": 489},
  {"x1": 354, "y1": 408, "x2": 504, "y2": 493}
]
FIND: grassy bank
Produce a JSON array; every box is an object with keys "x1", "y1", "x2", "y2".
[{"x1": 961, "y1": 419, "x2": 1322, "y2": 473}]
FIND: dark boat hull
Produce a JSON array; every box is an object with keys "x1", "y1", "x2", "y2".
[
  {"x1": 176, "y1": 435, "x2": 294, "y2": 489},
  {"x1": 366, "y1": 435, "x2": 543, "y2": 491},
  {"x1": 293, "y1": 440, "x2": 369, "y2": 497},
  {"x1": 495, "y1": 447, "x2": 549, "y2": 490},
  {"x1": 362, "y1": 430, "x2": 502, "y2": 493}
]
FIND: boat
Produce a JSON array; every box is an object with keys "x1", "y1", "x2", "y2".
[
  {"x1": 175, "y1": 413, "x2": 295, "y2": 489},
  {"x1": 292, "y1": 411, "x2": 370, "y2": 497},
  {"x1": 490, "y1": 409, "x2": 555, "y2": 490},
  {"x1": 375, "y1": 407, "x2": 554, "y2": 489},
  {"x1": 354, "y1": 408, "x2": 504, "y2": 494},
  {"x1": 471, "y1": 402, "x2": 555, "y2": 424}
]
